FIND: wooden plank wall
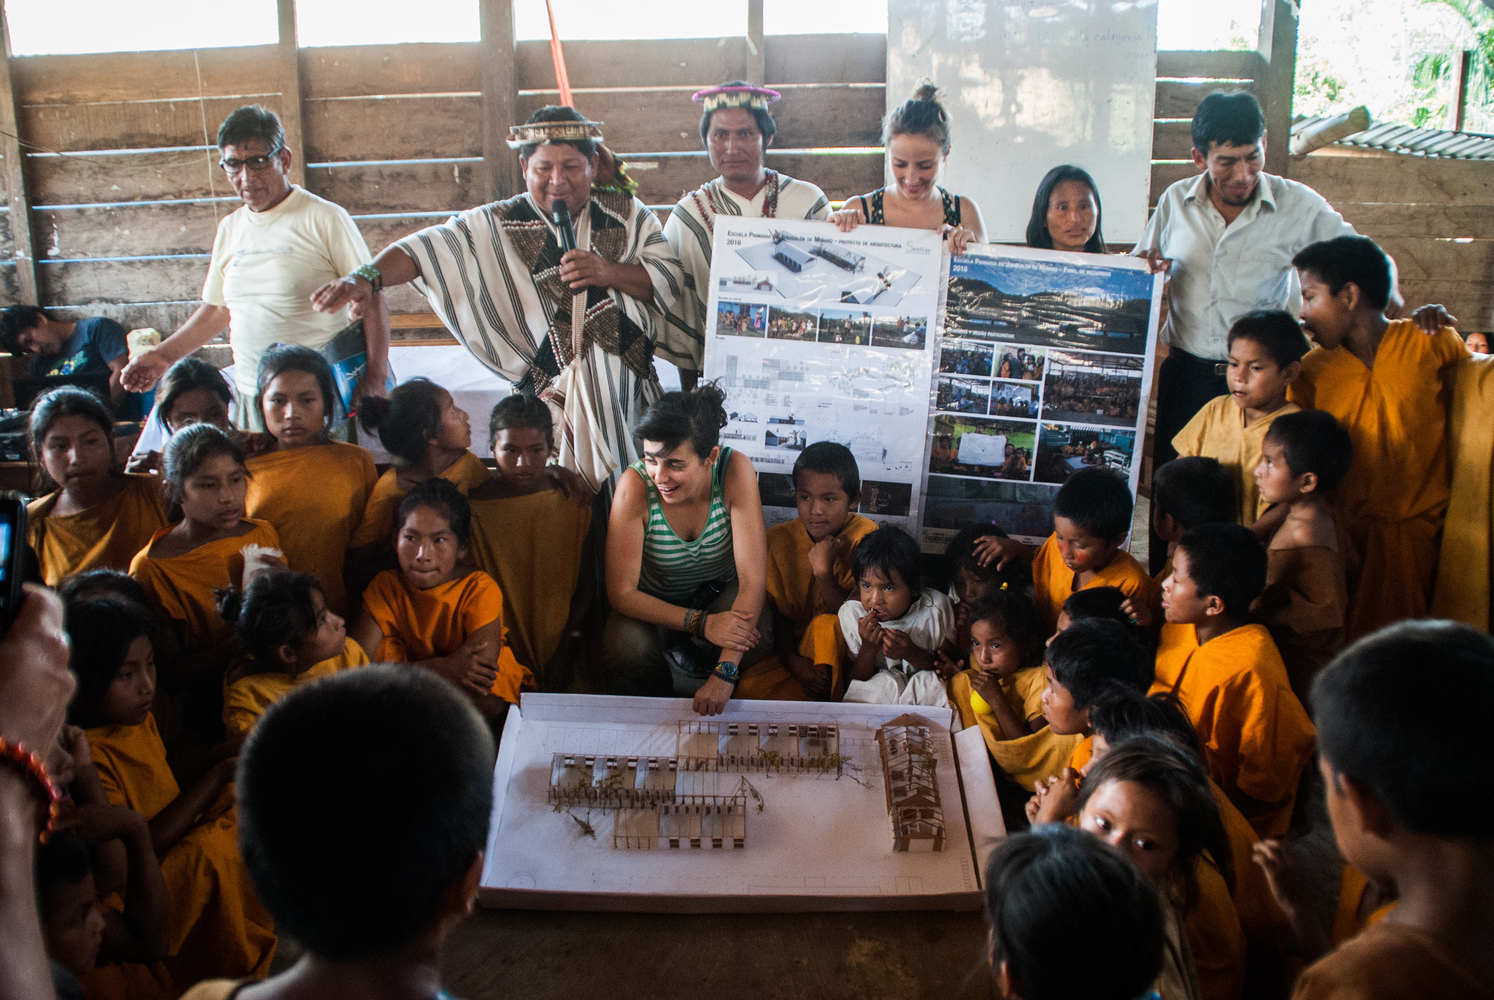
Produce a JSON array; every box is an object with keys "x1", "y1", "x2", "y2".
[{"x1": 4, "y1": 31, "x2": 1489, "y2": 337}]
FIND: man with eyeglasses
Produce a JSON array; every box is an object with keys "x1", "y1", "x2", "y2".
[
  {"x1": 661, "y1": 83, "x2": 829, "y2": 391},
  {"x1": 122, "y1": 105, "x2": 383, "y2": 429}
]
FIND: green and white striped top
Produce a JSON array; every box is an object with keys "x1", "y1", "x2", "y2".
[{"x1": 633, "y1": 446, "x2": 737, "y2": 604}]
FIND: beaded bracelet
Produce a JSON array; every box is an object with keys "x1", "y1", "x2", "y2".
[
  {"x1": 352, "y1": 263, "x2": 383, "y2": 295},
  {"x1": 711, "y1": 661, "x2": 740, "y2": 685},
  {"x1": 0, "y1": 737, "x2": 61, "y2": 843}
]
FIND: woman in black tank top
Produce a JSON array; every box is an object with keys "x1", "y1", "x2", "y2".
[{"x1": 829, "y1": 84, "x2": 986, "y2": 254}]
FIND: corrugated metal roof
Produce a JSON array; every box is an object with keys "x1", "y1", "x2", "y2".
[{"x1": 1292, "y1": 114, "x2": 1494, "y2": 160}]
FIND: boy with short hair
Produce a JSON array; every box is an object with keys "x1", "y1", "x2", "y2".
[
  {"x1": 752, "y1": 441, "x2": 877, "y2": 700},
  {"x1": 1292, "y1": 621, "x2": 1494, "y2": 999},
  {"x1": 1250, "y1": 409, "x2": 1354, "y2": 701},
  {"x1": 976, "y1": 467, "x2": 1151, "y2": 635},
  {"x1": 1154, "y1": 523, "x2": 1316, "y2": 839},
  {"x1": 1289, "y1": 235, "x2": 1470, "y2": 638},
  {"x1": 1173, "y1": 309, "x2": 1309, "y2": 527},
  {"x1": 181, "y1": 664, "x2": 496, "y2": 1000}
]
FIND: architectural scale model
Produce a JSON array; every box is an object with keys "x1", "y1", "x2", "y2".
[
  {"x1": 547, "y1": 721, "x2": 847, "y2": 851},
  {"x1": 876, "y1": 715, "x2": 946, "y2": 852}
]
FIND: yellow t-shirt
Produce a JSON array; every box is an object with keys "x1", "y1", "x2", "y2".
[
  {"x1": 202, "y1": 185, "x2": 371, "y2": 395},
  {"x1": 1172, "y1": 394, "x2": 1300, "y2": 526},
  {"x1": 967, "y1": 664, "x2": 1048, "y2": 730}
]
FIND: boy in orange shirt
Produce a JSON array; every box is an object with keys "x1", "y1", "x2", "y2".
[
  {"x1": 1291, "y1": 622, "x2": 1494, "y2": 1000},
  {"x1": 1288, "y1": 235, "x2": 1469, "y2": 638},
  {"x1": 975, "y1": 467, "x2": 1151, "y2": 635},
  {"x1": 1155, "y1": 523, "x2": 1316, "y2": 839},
  {"x1": 755, "y1": 442, "x2": 877, "y2": 700},
  {"x1": 1173, "y1": 309, "x2": 1308, "y2": 527}
]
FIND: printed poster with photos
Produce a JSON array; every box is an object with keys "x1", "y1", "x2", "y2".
[
  {"x1": 700, "y1": 219, "x2": 945, "y2": 534},
  {"x1": 921, "y1": 244, "x2": 1163, "y2": 552}
]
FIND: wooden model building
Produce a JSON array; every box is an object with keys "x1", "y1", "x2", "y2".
[
  {"x1": 875, "y1": 715, "x2": 946, "y2": 852},
  {"x1": 547, "y1": 721, "x2": 850, "y2": 850}
]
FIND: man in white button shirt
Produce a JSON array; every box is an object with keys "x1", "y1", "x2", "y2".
[
  {"x1": 122, "y1": 105, "x2": 387, "y2": 429},
  {"x1": 1135, "y1": 91, "x2": 1368, "y2": 474}
]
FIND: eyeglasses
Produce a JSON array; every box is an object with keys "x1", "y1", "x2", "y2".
[{"x1": 220, "y1": 147, "x2": 283, "y2": 174}]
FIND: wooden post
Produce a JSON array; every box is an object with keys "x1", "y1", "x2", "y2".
[
  {"x1": 1449, "y1": 49, "x2": 1472, "y2": 132},
  {"x1": 479, "y1": 0, "x2": 520, "y2": 204},
  {"x1": 1256, "y1": 0, "x2": 1298, "y2": 177},
  {"x1": 0, "y1": 8, "x2": 38, "y2": 305},
  {"x1": 746, "y1": 0, "x2": 766, "y2": 84},
  {"x1": 276, "y1": 0, "x2": 307, "y2": 186}
]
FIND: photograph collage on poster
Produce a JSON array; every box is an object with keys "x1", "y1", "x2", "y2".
[{"x1": 923, "y1": 250, "x2": 1156, "y2": 546}]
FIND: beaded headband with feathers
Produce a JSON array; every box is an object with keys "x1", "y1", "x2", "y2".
[{"x1": 692, "y1": 84, "x2": 782, "y2": 112}]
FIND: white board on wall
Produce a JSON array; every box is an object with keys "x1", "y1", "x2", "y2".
[{"x1": 886, "y1": 0, "x2": 1159, "y2": 244}]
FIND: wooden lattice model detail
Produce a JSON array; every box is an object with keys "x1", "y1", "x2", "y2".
[
  {"x1": 546, "y1": 721, "x2": 851, "y2": 851},
  {"x1": 875, "y1": 714, "x2": 946, "y2": 852}
]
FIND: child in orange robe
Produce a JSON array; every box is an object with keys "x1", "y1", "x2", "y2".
[
  {"x1": 66, "y1": 597, "x2": 276, "y2": 987},
  {"x1": 352, "y1": 479, "x2": 533, "y2": 724},
  {"x1": 1289, "y1": 236, "x2": 1470, "y2": 637},
  {"x1": 27, "y1": 387, "x2": 167, "y2": 586},
  {"x1": 243, "y1": 346, "x2": 377, "y2": 617},
  {"x1": 1154, "y1": 524, "x2": 1315, "y2": 839},
  {"x1": 220, "y1": 568, "x2": 368, "y2": 738},
  {"x1": 756, "y1": 442, "x2": 876, "y2": 701},
  {"x1": 468, "y1": 395, "x2": 593, "y2": 691},
  {"x1": 1172, "y1": 309, "x2": 1307, "y2": 527},
  {"x1": 974, "y1": 467, "x2": 1151, "y2": 636},
  {"x1": 1290, "y1": 622, "x2": 1494, "y2": 999}
]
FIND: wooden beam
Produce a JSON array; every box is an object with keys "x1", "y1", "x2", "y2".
[
  {"x1": 276, "y1": 0, "x2": 307, "y2": 187},
  {"x1": 0, "y1": 8, "x2": 38, "y2": 304},
  {"x1": 1450, "y1": 49, "x2": 1472, "y2": 132},
  {"x1": 478, "y1": 0, "x2": 520, "y2": 204},
  {"x1": 745, "y1": 0, "x2": 765, "y2": 85},
  {"x1": 1256, "y1": 0, "x2": 1298, "y2": 177}
]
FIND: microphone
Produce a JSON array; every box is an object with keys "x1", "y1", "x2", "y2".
[{"x1": 552, "y1": 199, "x2": 577, "y2": 253}]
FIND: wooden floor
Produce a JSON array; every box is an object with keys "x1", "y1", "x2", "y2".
[{"x1": 443, "y1": 908, "x2": 992, "y2": 999}]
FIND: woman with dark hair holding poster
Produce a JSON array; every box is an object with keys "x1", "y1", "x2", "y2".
[{"x1": 1026, "y1": 165, "x2": 1108, "y2": 255}]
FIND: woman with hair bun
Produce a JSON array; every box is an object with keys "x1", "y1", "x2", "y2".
[
  {"x1": 831, "y1": 83, "x2": 986, "y2": 254},
  {"x1": 604, "y1": 383, "x2": 771, "y2": 715}
]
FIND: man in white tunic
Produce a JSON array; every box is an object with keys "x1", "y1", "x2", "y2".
[
  {"x1": 662, "y1": 83, "x2": 831, "y2": 387},
  {"x1": 311, "y1": 108, "x2": 683, "y2": 491}
]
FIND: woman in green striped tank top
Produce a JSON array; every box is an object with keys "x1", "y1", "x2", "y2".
[{"x1": 604, "y1": 384, "x2": 770, "y2": 716}]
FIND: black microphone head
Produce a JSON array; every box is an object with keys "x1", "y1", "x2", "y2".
[{"x1": 551, "y1": 199, "x2": 571, "y2": 224}]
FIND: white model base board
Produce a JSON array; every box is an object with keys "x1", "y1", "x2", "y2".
[{"x1": 480, "y1": 694, "x2": 1006, "y2": 912}]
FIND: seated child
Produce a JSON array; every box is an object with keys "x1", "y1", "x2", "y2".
[
  {"x1": 126, "y1": 357, "x2": 235, "y2": 475},
  {"x1": 1291, "y1": 621, "x2": 1494, "y2": 999},
  {"x1": 1173, "y1": 309, "x2": 1308, "y2": 527},
  {"x1": 983, "y1": 824, "x2": 1164, "y2": 1000},
  {"x1": 948, "y1": 591, "x2": 1047, "y2": 740},
  {"x1": 179, "y1": 664, "x2": 496, "y2": 1000},
  {"x1": 1039, "y1": 617, "x2": 1153, "y2": 781},
  {"x1": 1154, "y1": 523, "x2": 1316, "y2": 838},
  {"x1": 976, "y1": 467, "x2": 1151, "y2": 635},
  {"x1": 349, "y1": 378, "x2": 489, "y2": 559},
  {"x1": 36, "y1": 822, "x2": 170, "y2": 1000},
  {"x1": 1086, "y1": 689, "x2": 1293, "y2": 1000},
  {"x1": 219, "y1": 568, "x2": 368, "y2": 738},
  {"x1": 352, "y1": 479, "x2": 533, "y2": 723},
  {"x1": 243, "y1": 345, "x2": 377, "y2": 617},
  {"x1": 1076, "y1": 736, "x2": 1243, "y2": 1000},
  {"x1": 1289, "y1": 236, "x2": 1470, "y2": 637},
  {"x1": 1147, "y1": 457, "x2": 1238, "y2": 624},
  {"x1": 65, "y1": 597, "x2": 276, "y2": 986},
  {"x1": 758, "y1": 441, "x2": 877, "y2": 701},
  {"x1": 468, "y1": 395, "x2": 593, "y2": 691},
  {"x1": 945, "y1": 523, "x2": 1033, "y2": 648},
  {"x1": 839, "y1": 526, "x2": 953, "y2": 706},
  {"x1": 1249, "y1": 409, "x2": 1354, "y2": 703},
  {"x1": 27, "y1": 387, "x2": 168, "y2": 586}
]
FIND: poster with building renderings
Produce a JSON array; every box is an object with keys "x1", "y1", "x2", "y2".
[
  {"x1": 701, "y1": 219, "x2": 945, "y2": 534},
  {"x1": 921, "y1": 244, "x2": 1163, "y2": 552}
]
